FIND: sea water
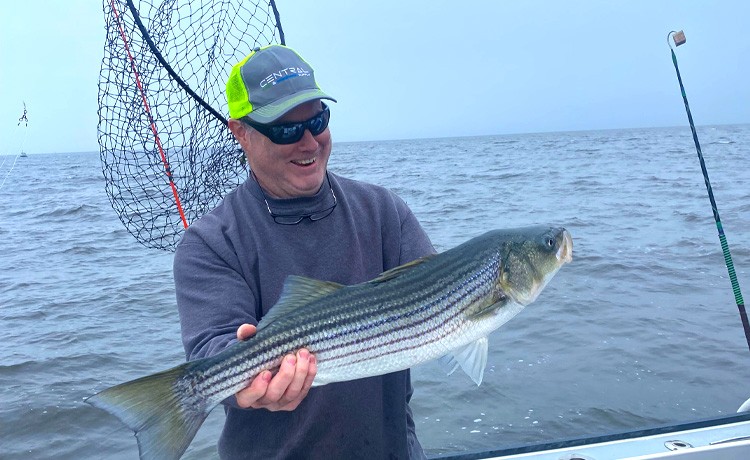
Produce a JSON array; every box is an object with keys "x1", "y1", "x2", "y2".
[{"x1": 1, "y1": 125, "x2": 749, "y2": 458}]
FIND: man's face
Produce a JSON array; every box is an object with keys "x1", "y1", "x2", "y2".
[{"x1": 231, "y1": 100, "x2": 332, "y2": 199}]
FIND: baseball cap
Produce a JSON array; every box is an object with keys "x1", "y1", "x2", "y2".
[{"x1": 226, "y1": 45, "x2": 336, "y2": 123}]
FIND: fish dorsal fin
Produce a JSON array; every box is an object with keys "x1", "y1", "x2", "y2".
[
  {"x1": 369, "y1": 255, "x2": 435, "y2": 284},
  {"x1": 258, "y1": 275, "x2": 344, "y2": 330},
  {"x1": 438, "y1": 337, "x2": 489, "y2": 386}
]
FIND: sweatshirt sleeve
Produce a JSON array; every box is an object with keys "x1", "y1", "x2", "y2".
[{"x1": 173, "y1": 228, "x2": 258, "y2": 362}]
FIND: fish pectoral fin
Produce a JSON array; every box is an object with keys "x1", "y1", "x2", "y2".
[
  {"x1": 259, "y1": 276, "x2": 345, "y2": 329},
  {"x1": 465, "y1": 298, "x2": 500, "y2": 319},
  {"x1": 439, "y1": 337, "x2": 489, "y2": 386},
  {"x1": 438, "y1": 354, "x2": 461, "y2": 376},
  {"x1": 369, "y1": 255, "x2": 436, "y2": 284}
]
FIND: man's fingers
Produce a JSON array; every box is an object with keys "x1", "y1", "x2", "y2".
[
  {"x1": 236, "y1": 349, "x2": 317, "y2": 411},
  {"x1": 280, "y1": 353, "x2": 317, "y2": 410},
  {"x1": 261, "y1": 353, "x2": 297, "y2": 403},
  {"x1": 282, "y1": 349, "x2": 312, "y2": 399},
  {"x1": 236, "y1": 370, "x2": 271, "y2": 408},
  {"x1": 302, "y1": 354, "x2": 317, "y2": 390}
]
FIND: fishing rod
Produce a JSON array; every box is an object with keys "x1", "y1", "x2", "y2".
[{"x1": 667, "y1": 30, "x2": 750, "y2": 352}]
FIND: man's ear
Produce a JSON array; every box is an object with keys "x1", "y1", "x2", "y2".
[
  {"x1": 227, "y1": 119, "x2": 247, "y2": 141},
  {"x1": 228, "y1": 119, "x2": 253, "y2": 166}
]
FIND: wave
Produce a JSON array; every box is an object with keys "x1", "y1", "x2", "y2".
[{"x1": 37, "y1": 203, "x2": 101, "y2": 217}]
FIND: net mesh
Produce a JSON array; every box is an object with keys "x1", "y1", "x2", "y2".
[{"x1": 99, "y1": 0, "x2": 284, "y2": 250}]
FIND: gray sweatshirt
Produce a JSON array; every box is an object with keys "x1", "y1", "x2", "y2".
[{"x1": 174, "y1": 171, "x2": 435, "y2": 459}]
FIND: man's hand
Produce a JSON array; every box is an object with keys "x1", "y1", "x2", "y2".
[{"x1": 234, "y1": 323, "x2": 317, "y2": 411}]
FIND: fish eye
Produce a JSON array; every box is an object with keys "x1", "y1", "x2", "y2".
[{"x1": 546, "y1": 237, "x2": 555, "y2": 248}]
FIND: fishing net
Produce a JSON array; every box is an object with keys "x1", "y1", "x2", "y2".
[{"x1": 99, "y1": 0, "x2": 285, "y2": 250}]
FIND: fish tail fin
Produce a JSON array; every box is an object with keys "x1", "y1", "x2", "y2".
[{"x1": 86, "y1": 363, "x2": 209, "y2": 460}]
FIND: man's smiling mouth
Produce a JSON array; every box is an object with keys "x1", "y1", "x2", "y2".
[{"x1": 292, "y1": 158, "x2": 316, "y2": 166}]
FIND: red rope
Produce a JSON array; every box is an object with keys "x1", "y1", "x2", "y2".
[{"x1": 108, "y1": 0, "x2": 189, "y2": 229}]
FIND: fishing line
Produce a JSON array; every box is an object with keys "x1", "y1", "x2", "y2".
[
  {"x1": 0, "y1": 122, "x2": 26, "y2": 192},
  {"x1": 107, "y1": 0, "x2": 189, "y2": 230},
  {"x1": 0, "y1": 154, "x2": 21, "y2": 191},
  {"x1": 668, "y1": 30, "x2": 750, "y2": 352}
]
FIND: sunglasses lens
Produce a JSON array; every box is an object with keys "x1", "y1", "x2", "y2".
[
  {"x1": 308, "y1": 111, "x2": 329, "y2": 136},
  {"x1": 269, "y1": 124, "x2": 304, "y2": 144},
  {"x1": 273, "y1": 215, "x2": 305, "y2": 225},
  {"x1": 308, "y1": 204, "x2": 335, "y2": 221}
]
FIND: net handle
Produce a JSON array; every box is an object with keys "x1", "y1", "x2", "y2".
[
  {"x1": 123, "y1": 0, "x2": 286, "y2": 126},
  {"x1": 270, "y1": 0, "x2": 286, "y2": 46},
  {"x1": 124, "y1": 0, "x2": 229, "y2": 126}
]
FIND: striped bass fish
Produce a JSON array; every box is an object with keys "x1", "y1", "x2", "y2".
[{"x1": 87, "y1": 225, "x2": 572, "y2": 460}]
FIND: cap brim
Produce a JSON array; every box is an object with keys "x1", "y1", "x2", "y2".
[{"x1": 246, "y1": 90, "x2": 337, "y2": 124}]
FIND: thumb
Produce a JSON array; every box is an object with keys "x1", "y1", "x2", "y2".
[{"x1": 237, "y1": 323, "x2": 257, "y2": 341}]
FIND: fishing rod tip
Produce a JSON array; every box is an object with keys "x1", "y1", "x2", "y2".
[{"x1": 668, "y1": 30, "x2": 687, "y2": 49}]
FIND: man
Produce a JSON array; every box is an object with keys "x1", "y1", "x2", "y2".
[{"x1": 174, "y1": 45, "x2": 434, "y2": 459}]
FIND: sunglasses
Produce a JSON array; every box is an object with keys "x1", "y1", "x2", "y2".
[
  {"x1": 255, "y1": 171, "x2": 338, "y2": 225},
  {"x1": 242, "y1": 103, "x2": 330, "y2": 145}
]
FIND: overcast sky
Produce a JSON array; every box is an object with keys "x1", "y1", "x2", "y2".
[{"x1": 1, "y1": 0, "x2": 748, "y2": 154}]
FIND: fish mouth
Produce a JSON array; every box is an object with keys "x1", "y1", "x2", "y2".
[
  {"x1": 558, "y1": 229, "x2": 573, "y2": 264},
  {"x1": 509, "y1": 228, "x2": 573, "y2": 306}
]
